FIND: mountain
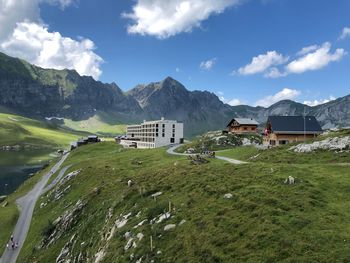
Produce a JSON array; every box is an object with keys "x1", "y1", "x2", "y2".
[{"x1": 0, "y1": 52, "x2": 349, "y2": 137}]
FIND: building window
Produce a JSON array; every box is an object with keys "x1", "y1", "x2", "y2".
[
  {"x1": 170, "y1": 138, "x2": 175, "y2": 143},
  {"x1": 162, "y1": 133, "x2": 165, "y2": 137},
  {"x1": 162, "y1": 124, "x2": 165, "y2": 128},
  {"x1": 270, "y1": 140, "x2": 276, "y2": 146},
  {"x1": 251, "y1": 127, "x2": 255, "y2": 131},
  {"x1": 172, "y1": 124, "x2": 175, "y2": 128},
  {"x1": 156, "y1": 133, "x2": 158, "y2": 137},
  {"x1": 172, "y1": 134, "x2": 175, "y2": 138},
  {"x1": 279, "y1": 140, "x2": 289, "y2": 145},
  {"x1": 244, "y1": 127, "x2": 248, "y2": 130}
]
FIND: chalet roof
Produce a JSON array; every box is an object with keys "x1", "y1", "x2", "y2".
[
  {"x1": 267, "y1": 116, "x2": 322, "y2": 133},
  {"x1": 227, "y1": 118, "x2": 259, "y2": 127}
]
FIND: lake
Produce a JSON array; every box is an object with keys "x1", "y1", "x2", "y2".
[{"x1": 0, "y1": 150, "x2": 54, "y2": 195}]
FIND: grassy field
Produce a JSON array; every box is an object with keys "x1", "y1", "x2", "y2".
[
  {"x1": 9, "y1": 135, "x2": 350, "y2": 262},
  {"x1": 0, "y1": 113, "x2": 87, "y2": 149},
  {"x1": 63, "y1": 112, "x2": 128, "y2": 136}
]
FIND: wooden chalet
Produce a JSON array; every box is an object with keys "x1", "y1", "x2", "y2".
[
  {"x1": 263, "y1": 116, "x2": 323, "y2": 146},
  {"x1": 226, "y1": 118, "x2": 259, "y2": 134}
]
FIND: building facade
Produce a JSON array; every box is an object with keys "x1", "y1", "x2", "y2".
[
  {"x1": 263, "y1": 116, "x2": 323, "y2": 146},
  {"x1": 120, "y1": 118, "x2": 184, "y2": 149},
  {"x1": 226, "y1": 118, "x2": 259, "y2": 134}
]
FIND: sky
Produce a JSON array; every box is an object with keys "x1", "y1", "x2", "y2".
[{"x1": 0, "y1": 0, "x2": 349, "y2": 107}]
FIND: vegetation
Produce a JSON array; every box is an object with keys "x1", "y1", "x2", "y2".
[
  {"x1": 0, "y1": 113, "x2": 87, "y2": 149},
  {"x1": 176, "y1": 130, "x2": 262, "y2": 153},
  {"x1": 63, "y1": 112, "x2": 127, "y2": 136},
  {"x1": 12, "y1": 134, "x2": 350, "y2": 262}
]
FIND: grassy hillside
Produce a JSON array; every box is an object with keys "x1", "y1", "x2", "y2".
[
  {"x1": 7, "y1": 136, "x2": 350, "y2": 262},
  {"x1": 63, "y1": 112, "x2": 127, "y2": 136},
  {"x1": 0, "y1": 113, "x2": 87, "y2": 149}
]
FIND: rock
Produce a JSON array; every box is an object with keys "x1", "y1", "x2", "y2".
[
  {"x1": 151, "y1": 192, "x2": 162, "y2": 198},
  {"x1": 290, "y1": 136, "x2": 350, "y2": 153},
  {"x1": 115, "y1": 212, "x2": 132, "y2": 229},
  {"x1": 2, "y1": 201, "x2": 8, "y2": 207},
  {"x1": 40, "y1": 202, "x2": 47, "y2": 208},
  {"x1": 133, "y1": 219, "x2": 148, "y2": 229},
  {"x1": 157, "y1": 250, "x2": 162, "y2": 255},
  {"x1": 284, "y1": 176, "x2": 295, "y2": 185},
  {"x1": 95, "y1": 250, "x2": 106, "y2": 263},
  {"x1": 124, "y1": 238, "x2": 134, "y2": 251},
  {"x1": 179, "y1": 219, "x2": 186, "y2": 225},
  {"x1": 0, "y1": 195, "x2": 7, "y2": 202},
  {"x1": 156, "y1": 212, "x2": 171, "y2": 224},
  {"x1": 124, "y1": 231, "x2": 132, "y2": 240},
  {"x1": 224, "y1": 193, "x2": 233, "y2": 199},
  {"x1": 164, "y1": 224, "x2": 176, "y2": 231},
  {"x1": 136, "y1": 232, "x2": 144, "y2": 241},
  {"x1": 128, "y1": 180, "x2": 132, "y2": 187}
]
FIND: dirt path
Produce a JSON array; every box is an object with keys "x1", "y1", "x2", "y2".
[{"x1": 167, "y1": 145, "x2": 247, "y2": 164}]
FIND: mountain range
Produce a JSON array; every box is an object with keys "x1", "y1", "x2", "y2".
[{"x1": 0, "y1": 52, "x2": 349, "y2": 137}]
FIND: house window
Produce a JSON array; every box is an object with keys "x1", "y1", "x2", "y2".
[
  {"x1": 170, "y1": 138, "x2": 175, "y2": 143},
  {"x1": 270, "y1": 140, "x2": 276, "y2": 146},
  {"x1": 244, "y1": 127, "x2": 248, "y2": 130},
  {"x1": 279, "y1": 140, "x2": 289, "y2": 145},
  {"x1": 251, "y1": 127, "x2": 255, "y2": 131},
  {"x1": 156, "y1": 124, "x2": 159, "y2": 127}
]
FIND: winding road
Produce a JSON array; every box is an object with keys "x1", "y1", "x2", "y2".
[
  {"x1": 0, "y1": 153, "x2": 70, "y2": 263},
  {"x1": 167, "y1": 145, "x2": 247, "y2": 164}
]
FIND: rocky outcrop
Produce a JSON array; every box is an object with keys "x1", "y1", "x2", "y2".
[{"x1": 290, "y1": 136, "x2": 350, "y2": 153}]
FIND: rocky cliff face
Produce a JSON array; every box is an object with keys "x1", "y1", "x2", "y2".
[{"x1": 0, "y1": 52, "x2": 349, "y2": 137}]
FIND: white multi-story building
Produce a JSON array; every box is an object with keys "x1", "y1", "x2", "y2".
[{"x1": 120, "y1": 118, "x2": 184, "y2": 149}]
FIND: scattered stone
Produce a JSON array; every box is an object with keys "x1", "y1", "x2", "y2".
[
  {"x1": 155, "y1": 212, "x2": 171, "y2": 224},
  {"x1": 136, "y1": 257, "x2": 143, "y2": 263},
  {"x1": 95, "y1": 250, "x2": 106, "y2": 263},
  {"x1": 115, "y1": 212, "x2": 132, "y2": 229},
  {"x1": 179, "y1": 219, "x2": 186, "y2": 226},
  {"x1": 124, "y1": 238, "x2": 134, "y2": 251},
  {"x1": 128, "y1": 180, "x2": 132, "y2": 187},
  {"x1": 2, "y1": 201, "x2": 8, "y2": 208},
  {"x1": 40, "y1": 202, "x2": 47, "y2": 209},
  {"x1": 223, "y1": 193, "x2": 233, "y2": 199},
  {"x1": 151, "y1": 192, "x2": 163, "y2": 198},
  {"x1": 124, "y1": 231, "x2": 132, "y2": 240},
  {"x1": 0, "y1": 195, "x2": 7, "y2": 202},
  {"x1": 284, "y1": 176, "x2": 295, "y2": 185},
  {"x1": 187, "y1": 155, "x2": 209, "y2": 165},
  {"x1": 164, "y1": 224, "x2": 176, "y2": 231},
  {"x1": 133, "y1": 219, "x2": 148, "y2": 229},
  {"x1": 157, "y1": 250, "x2": 162, "y2": 255},
  {"x1": 136, "y1": 211, "x2": 141, "y2": 218},
  {"x1": 290, "y1": 136, "x2": 350, "y2": 153},
  {"x1": 136, "y1": 233, "x2": 144, "y2": 241}
]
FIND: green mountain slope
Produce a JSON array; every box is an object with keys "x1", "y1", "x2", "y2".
[
  {"x1": 4, "y1": 138, "x2": 349, "y2": 262},
  {"x1": 0, "y1": 113, "x2": 87, "y2": 149}
]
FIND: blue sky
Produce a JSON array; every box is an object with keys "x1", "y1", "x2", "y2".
[{"x1": 1, "y1": 0, "x2": 349, "y2": 107}]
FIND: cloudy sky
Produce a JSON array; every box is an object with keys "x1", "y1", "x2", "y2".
[{"x1": 1, "y1": 0, "x2": 349, "y2": 107}]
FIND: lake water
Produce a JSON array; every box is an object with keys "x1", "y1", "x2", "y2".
[{"x1": 0, "y1": 150, "x2": 53, "y2": 195}]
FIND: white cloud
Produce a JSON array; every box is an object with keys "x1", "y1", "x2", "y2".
[
  {"x1": 285, "y1": 42, "x2": 346, "y2": 74},
  {"x1": 237, "y1": 51, "x2": 288, "y2": 75},
  {"x1": 303, "y1": 96, "x2": 336, "y2": 106},
  {"x1": 296, "y1": 44, "x2": 319, "y2": 56},
  {"x1": 0, "y1": 0, "x2": 102, "y2": 80},
  {"x1": 263, "y1": 67, "x2": 286, "y2": 78},
  {"x1": 200, "y1": 57, "x2": 217, "y2": 70},
  {"x1": 122, "y1": 0, "x2": 240, "y2": 39},
  {"x1": 227, "y1": 98, "x2": 242, "y2": 106},
  {"x1": 255, "y1": 88, "x2": 301, "y2": 107},
  {"x1": 340, "y1": 27, "x2": 350, "y2": 40},
  {"x1": 175, "y1": 67, "x2": 180, "y2": 72}
]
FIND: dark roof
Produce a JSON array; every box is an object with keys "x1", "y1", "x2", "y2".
[
  {"x1": 267, "y1": 116, "x2": 322, "y2": 133},
  {"x1": 227, "y1": 118, "x2": 259, "y2": 127}
]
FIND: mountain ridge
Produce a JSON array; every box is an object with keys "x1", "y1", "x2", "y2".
[{"x1": 0, "y1": 52, "x2": 349, "y2": 136}]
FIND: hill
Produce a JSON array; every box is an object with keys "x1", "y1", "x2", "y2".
[
  {"x1": 0, "y1": 112, "x2": 87, "y2": 149},
  {"x1": 1, "y1": 52, "x2": 350, "y2": 137},
  {"x1": 1, "y1": 133, "x2": 349, "y2": 262}
]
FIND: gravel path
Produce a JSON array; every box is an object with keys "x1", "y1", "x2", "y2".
[{"x1": 167, "y1": 145, "x2": 247, "y2": 164}]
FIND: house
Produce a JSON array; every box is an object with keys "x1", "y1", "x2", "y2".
[
  {"x1": 263, "y1": 116, "x2": 323, "y2": 146},
  {"x1": 226, "y1": 118, "x2": 259, "y2": 134},
  {"x1": 87, "y1": 135, "x2": 101, "y2": 143},
  {"x1": 120, "y1": 118, "x2": 184, "y2": 149}
]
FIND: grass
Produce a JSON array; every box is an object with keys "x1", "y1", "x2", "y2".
[
  {"x1": 216, "y1": 146, "x2": 261, "y2": 161},
  {"x1": 0, "y1": 113, "x2": 87, "y2": 149},
  {"x1": 13, "y1": 137, "x2": 350, "y2": 262},
  {"x1": 63, "y1": 113, "x2": 127, "y2": 136}
]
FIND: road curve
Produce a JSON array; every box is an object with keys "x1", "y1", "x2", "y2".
[
  {"x1": 167, "y1": 145, "x2": 247, "y2": 164},
  {"x1": 0, "y1": 153, "x2": 70, "y2": 263}
]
